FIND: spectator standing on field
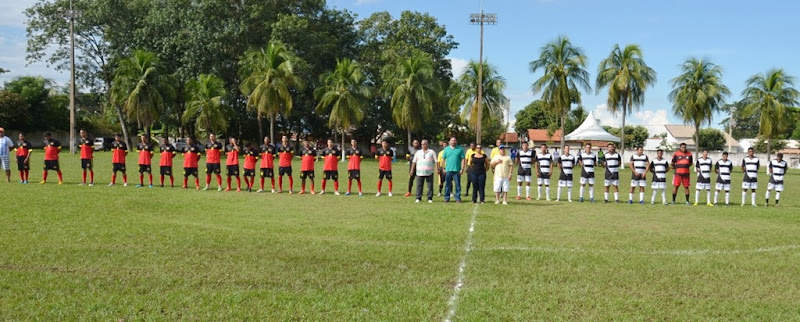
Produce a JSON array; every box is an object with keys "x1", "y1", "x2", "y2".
[
  {"x1": 470, "y1": 144, "x2": 489, "y2": 203},
  {"x1": 404, "y1": 140, "x2": 420, "y2": 197},
  {"x1": 490, "y1": 144, "x2": 513, "y2": 205},
  {"x1": 0, "y1": 127, "x2": 14, "y2": 182},
  {"x1": 410, "y1": 139, "x2": 436, "y2": 203},
  {"x1": 441, "y1": 137, "x2": 466, "y2": 203}
]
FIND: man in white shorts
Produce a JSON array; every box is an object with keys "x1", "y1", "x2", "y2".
[
  {"x1": 714, "y1": 152, "x2": 733, "y2": 205},
  {"x1": 535, "y1": 144, "x2": 553, "y2": 201},
  {"x1": 555, "y1": 145, "x2": 576, "y2": 202},
  {"x1": 515, "y1": 142, "x2": 534, "y2": 200},
  {"x1": 0, "y1": 127, "x2": 13, "y2": 182},
  {"x1": 741, "y1": 147, "x2": 759, "y2": 206},
  {"x1": 628, "y1": 146, "x2": 649, "y2": 205},
  {"x1": 603, "y1": 143, "x2": 622, "y2": 203},
  {"x1": 694, "y1": 149, "x2": 713, "y2": 206},
  {"x1": 766, "y1": 153, "x2": 787, "y2": 207},
  {"x1": 650, "y1": 149, "x2": 669, "y2": 205},
  {"x1": 577, "y1": 143, "x2": 597, "y2": 203},
  {"x1": 490, "y1": 145, "x2": 513, "y2": 205}
]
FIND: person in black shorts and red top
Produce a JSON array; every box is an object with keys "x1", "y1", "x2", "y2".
[
  {"x1": 40, "y1": 132, "x2": 63, "y2": 185},
  {"x1": 242, "y1": 142, "x2": 258, "y2": 192},
  {"x1": 182, "y1": 137, "x2": 202, "y2": 190},
  {"x1": 671, "y1": 142, "x2": 693, "y2": 205},
  {"x1": 375, "y1": 139, "x2": 394, "y2": 197},
  {"x1": 277, "y1": 136, "x2": 294, "y2": 193},
  {"x1": 299, "y1": 140, "x2": 317, "y2": 195},
  {"x1": 78, "y1": 129, "x2": 94, "y2": 186},
  {"x1": 224, "y1": 137, "x2": 241, "y2": 192},
  {"x1": 258, "y1": 137, "x2": 277, "y2": 193},
  {"x1": 109, "y1": 134, "x2": 128, "y2": 187},
  {"x1": 204, "y1": 134, "x2": 224, "y2": 191},
  {"x1": 345, "y1": 139, "x2": 363, "y2": 196},
  {"x1": 136, "y1": 134, "x2": 154, "y2": 188},
  {"x1": 159, "y1": 137, "x2": 177, "y2": 187},
  {"x1": 320, "y1": 139, "x2": 340, "y2": 195},
  {"x1": 15, "y1": 132, "x2": 33, "y2": 184}
]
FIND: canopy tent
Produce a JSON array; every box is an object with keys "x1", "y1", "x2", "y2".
[{"x1": 564, "y1": 111, "x2": 621, "y2": 142}]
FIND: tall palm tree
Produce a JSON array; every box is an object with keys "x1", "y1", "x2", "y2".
[
  {"x1": 450, "y1": 60, "x2": 509, "y2": 143},
  {"x1": 669, "y1": 58, "x2": 730, "y2": 155},
  {"x1": 239, "y1": 41, "x2": 303, "y2": 143},
  {"x1": 315, "y1": 58, "x2": 372, "y2": 158},
  {"x1": 529, "y1": 36, "x2": 591, "y2": 151},
  {"x1": 742, "y1": 69, "x2": 800, "y2": 156},
  {"x1": 596, "y1": 44, "x2": 656, "y2": 154},
  {"x1": 381, "y1": 51, "x2": 440, "y2": 147},
  {"x1": 183, "y1": 74, "x2": 231, "y2": 136},
  {"x1": 111, "y1": 50, "x2": 176, "y2": 138}
]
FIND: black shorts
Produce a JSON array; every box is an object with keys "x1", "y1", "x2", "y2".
[
  {"x1": 581, "y1": 169, "x2": 595, "y2": 178},
  {"x1": 44, "y1": 160, "x2": 59, "y2": 171},
  {"x1": 17, "y1": 156, "x2": 29, "y2": 171},
  {"x1": 697, "y1": 175, "x2": 711, "y2": 184},
  {"x1": 518, "y1": 168, "x2": 532, "y2": 176},
  {"x1": 206, "y1": 163, "x2": 221, "y2": 175},
  {"x1": 324, "y1": 170, "x2": 338, "y2": 180},
  {"x1": 244, "y1": 168, "x2": 256, "y2": 177},
  {"x1": 160, "y1": 166, "x2": 172, "y2": 175},
  {"x1": 379, "y1": 170, "x2": 393, "y2": 180},
  {"x1": 112, "y1": 163, "x2": 126, "y2": 172},
  {"x1": 81, "y1": 158, "x2": 93, "y2": 170},
  {"x1": 279, "y1": 166, "x2": 292, "y2": 176},
  {"x1": 560, "y1": 173, "x2": 573, "y2": 181},
  {"x1": 348, "y1": 169, "x2": 360, "y2": 180},
  {"x1": 538, "y1": 172, "x2": 551, "y2": 179},
  {"x1": 226, "y1": 165, "x2": 239, "y2": 176},
  {"x1": 631, "y1": 173, "x2": 646, "y2": 181},
  {"x1": 261, "y1": 168, "x2": 274, "y2": 177},
  {"x1": 300, "y1": 170, "x2": 314, "y2": 180},
  {"x1": 139, "y1": 164, "x2": 152, "y2": 173},
  {"x1": 184, "y1": 167, "x2": 198, "y2": 177}
]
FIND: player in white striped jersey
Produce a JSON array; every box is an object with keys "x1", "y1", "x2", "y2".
[
  {"x1": 628, "y1": 146, "x2": 649, "y2": 205},
  {"x1": 741, "y1": 147, "x2": 760, "y2": 206},
  {"x1": 535, "y1": 144, "x2": 553, "y2": 201},
  {"x1": 766, "y1": 153, "x2": 788, "y2": 207},
  {"x1": 694, "y1": 149, "x2": 714, "y2": 206},
  {"x1": 515, "y1": 142, "x2": 534, "y2": 200},
  {"x1": 603, "y1": 143, "x2": 622, "y2": 203},
  {"x1": 577, "y1": 143, "x2": 597, "y2": 203},
  {"x1": 714, "y1": 152, "x2": 733, "y2": 205},
  {"x1": 555, "y1": 145, "x2": 576, "y2": 202},
  {"x1": 650, "y1": 149, "x2": 669, "y2": 205}
]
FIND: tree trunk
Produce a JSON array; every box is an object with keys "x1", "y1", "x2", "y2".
[
  {"x1": 695, "y1": 123, "x2": 701, "y2": 156},
  {"x1": 620, "y1": 102, "x2": 626, "y2": 169},
  {"x1": 145, "y1": 125, "x2": 151, "y2": 139},
  {"x1": 257, "y1": 110, "x2": 263, "y2": 142},
  {"x1": 114, "y1": 104, "x2": 131, "y2": 148},
  {"x1": 767, "y1": 136, "x2": 771, "y2": 159},
  {"x1": 560, "y1": 112, "x2": 566, "y2": 152},
  {"x1": 407, "y1": 129, "x2": 412, "y2": 152},
  {"x1": 270, "y1": 114, "x2": 275, "y2": 145},
  {"x1": 341, "y1": 128, "x2": 346, "y2": 161}
]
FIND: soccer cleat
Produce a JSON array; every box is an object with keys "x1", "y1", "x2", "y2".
[
  {"x1": 217, "y1": 187, "x2": 222, "y2": 192},
  {"x1": 404, "y1": 192, "x2": 411, "y2": 197},
  {"x1": 741, "y1": 203, "x2": 745, "y2": 206},
  {"x1": 195, "y1": 186, "x2": 200, "y2": 190},
  {"x1": 516, "y1": 196, "x2": 521, "y2": 200},
  {"x1": 502, "y1": 201, "x2": 508, "y2": 205},
  {"x1": 536, "y1": 197, "x2": 542, "y2": 201},
  {"x1": 590, "y1": 198, "x2": 595, "y2": 203},
  {"x1": 39, "y1": 181, "x2": 46, "y2": 184},
  {"x1": 437, "y1": 193, "x2": 442, "y2": 197},
  {"x1": 651, "y1": 201, "x2": 655, "y2": 205},
  {"x1": 345, "y1": 192, "x2": 351, "y2": 196},
  {"x1": 547, "y1": 198, "x2": 552, "y2": 202},
  {"x1": 375, "y1": 192, "x2": 382, "y2": 197},
  {"x1": 256, "y1": 189, "x2": 263, "y2": 193},
  {"x1": 358, "y1": 192, "x2": 363, "y2": 196},
  {"x1": 707, "y1": 203, "x2": 714, "y2": 207},
  {"x1": 684, "y1": 201, "x2": 689, "y2": 205},
  {"x1": 318, "y1": 190, "x2": 325, "y2": 195},
  {"x1": 79, "y1": 183, "x2": 85, "y2": 186},
  {"x1": 182, "y1": 185, "x2": 188, "y2": 189},
  {"x1": 604, "y1": 200, "x2": 609, "y2": 204},
  {"x1": 428, "y1": 200, "x2": 432, "y2": 203},
  {"x1": 752, "y1": 203, "x2": 757, "y2": 207},
  {"x1": 149, "y1": 184, "x2": 153, "y2": 188},
  {"x1": 388, "y1": 192, "x2": 393, "y2": 197},
  {"x1": 334, "y1": 191, "x2": 341, "y2": 196},
  {"x1": 160, "y1": 184, "x2": 165, "y2": 188},
  {"x1": 628, "y1": 200, "x2": 633, "y2": 205},
  {"x1": 58, "y1": 181, "x2": 63, "y2": 185},
  {"x1": 640, "y1": 200, "x2": 645, "y2": 205},
  {"x1": 88, "y1": 183, "x2": 94, "y2": 187},
  {"x1": 224, "y1": 188, "x2": 231, "y2": 192},
  {"x1": 19, "y1": 180, "x2": 24, "y2": 184},
  {"x1": 579, "y1": 197, "x2": 584, "y2": 203},
  {"x1": 495, "y1": 200, "x2": 500, "y2": 204},
  {"x1": 415, "y1": 199, "x2": 420, "y2": 203},
  {"x1": 526, "y1": 197, "x2": 532, "y2": 201},
  {"x1": 693, "y1": 202, "x2": 698, "y2": 206},
  {"x1": 271, "y1": 189, "x2": 276, "y2": 193},
  {"x1": 236, "y1": 188, "x2": 241, "y2": 192},
  {"x1": 136, "y1": 184, "x2": 143, "y2": 188},
  {"x1": 107, "y1": 183, "x2": 115, "y2": 187},
  {"x1": 288, "y1": 190, "x2": 293, "y2": 194},
  {"x1": 298, "y1": 190, "x2": 305, "y2": 195},
  {"x1": 203, "y1": 185, "x2": 209, "y2": 191},
  {"x1": 556, "y1": 199, "x2": 561, "y2": 202}
]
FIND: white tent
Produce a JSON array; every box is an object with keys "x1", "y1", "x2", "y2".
[{"x1": 564, "y1": 111, "x2": 621, "y2": 142}]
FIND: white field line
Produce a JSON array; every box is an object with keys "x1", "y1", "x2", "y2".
[
  {"x1": 486, "y1": 244, "x2": 800, "y2": 256},
  {"x1": 443, "y1": 204, "x2": 479, "y2": 322}
]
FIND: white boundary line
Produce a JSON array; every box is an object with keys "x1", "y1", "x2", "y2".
[
  {"x1": 443, "y1": 204, "x2": 479, "y2": 322},
  {"x1": 485, "y1": 244, "x2": 800, "y2": 256}
]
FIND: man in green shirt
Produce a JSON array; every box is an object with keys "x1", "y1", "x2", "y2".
[{"x1": 441, "y1": 137, "x2": 466, "y2": 203}]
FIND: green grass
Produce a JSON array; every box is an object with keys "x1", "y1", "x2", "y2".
[{"x1": 1, "y1": 152, "x2": 799, "y2": 320}]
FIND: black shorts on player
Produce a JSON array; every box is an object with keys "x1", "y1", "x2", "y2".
[
  {"x1": 261, "y1": 168, "x2": 274, "y2": 177},
  {"x1": 348, "y1": 169, "x2": 360, "y2": 180},
  {"x1": 279, "y1": 166, "x2": 292, "y2": 176},
  {"x1": 206, "y1": 163, "x2": 221, "y2": 175},
  {"x1": 300, "y1": 170, "x2": 314, "y2": 180},
  {"x1": 112, "y1": 163, "x2": 126, "y2": 172},
  {"x1": 17, "y1": 157, "x2": 29, "y2": 171},
  {"x1": 44, "y1": 160, "x2": 59, "y2": 171},
  {"x1": 244, "y1": 169, "x2": 255, "y2": 177},
  {"x1": 184, "y1": 167, "x2": 198, "y2": 177},
  {"x1": 160, "y1": 166, "x2": 172, "y2": 176},
  {"x1": 324, "y1": 170, "x2": 338, "y2": 180},
  {"x1": 379, "y1": 170, "x2": 392, "y2": 180},
  {"x1": 81, "y1": 159, "x2": 93, "y2": 170},
  {"x1": 139, "y1": 164, "x2": 151, "y2": 174},
  {"x1": 226, "y1": 165, "x2": 239, "y2": 176}
]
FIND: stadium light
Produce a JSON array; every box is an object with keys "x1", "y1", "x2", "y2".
[{"x1": 469, "y1": 11, "x2": 497, "y2": 145}]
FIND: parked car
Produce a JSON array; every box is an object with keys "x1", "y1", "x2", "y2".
[
  {"x1": 172, "y1": 138, "x2": 188, "y2": 151},
  {"x1": 93, "y1": 137, "x2": 114, "y2": 151}
]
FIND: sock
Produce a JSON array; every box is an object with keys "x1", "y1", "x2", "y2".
[
  {"x1": 260, "y1": 177, "x2": 265, "y2": 190},
  {"x1": 289, "y1": 177, "x2": 293, "y2": 191},
  {"x1": 672, "y1": 193, "x2": 677, "y2": 202},
  {"x1": 604, "y1": 192, "x2": 609, "y2": 200},
  {"x1": 227, "y1": 177, "x2": 232, "y2": 189},
  {"x1": 82, "y1": 171, "x2": 87, "y2": 183},
  {"x1": 589, "y1": 187, "x2": 594, "y2": 199},
  {"x1": 279, "y1": 176, "x2": 283, "y2": 190},
  {"x1": 170, "y1": 176, "x2": 174, "y2": 186},
  {"x1": 42, "y1": 171, "x2": 47, "y2": 182},
  {"x1": 725, "y1": 191, "x2": 729, "y2": 204},
  {"x1": 90, "y1": 171, "x2": 94, "y2": 183},
  {"x1": 557, "y1": 187, "x2": 562, "y2": 200},
  {"x1": 321, "y1": 179, "x2": 326, "y2": 191},
  {"x1": 122, "y1": 174, "x2": 127, "y2": 184},
  {"x1": 19, "y1": 171, "x2": 24, "y2": 181},
  {"x1": 377, "y1": 181, "x2": 382, "y2": 193},
  {"x1": 652, "y1": 191, "x2": 657, "y2": 203},
  {"x1": 348, "y1": 180, "x2": 352, "y2": 193},
  {"x1": 302, "y1": 181, "x2": 307, "y2": 192},
  {"x1": 661, "y1": 190, "x2": 666, "y2": 203},
  {"x1": 195, "y1": 178, "x2": 200, "y2": 187},
  {"x1": 183, "y1": 178, "x2": 188, "y2": 187},
  {"x1": 751, "y1": 192, "x2": 756, "y2": 204},
  {"x1": 334, "y1": 181, "x2": 339, "y2": 192},
  {"x1": 579, "y1": 186, "x2": 584, "y2": 198},
  {"x1": 525, "y1": 186, "x2": 530, "y2": 198},
  {"x1": 685, "y1": 193, "x2": 689, "y2": 202},
  {"x1": 639, "y1": 192, "x2": 644, "y2": 201},
  {"x1": 112, "y1": 174, "x2": 116, "y2": 184},
  {"x1": 714, "y1": 191, "x2": 719, "y2": 204},
  {"x1": 388, "y1": 181, "x2": 393, "y2": 192},
  {"x1": 517, "y1": 185, "x2": 521, "y2": 196},
  {"x1": 357, "y1": 179, "x2": 362, "y2": 193},
  {"x1": 271, "y1": 177, "x2": 275, "y2": 189},
  {"x1": 206, "y1": 174, "x2": 211, "y2": 185},
  {"x1": 629, "y1": 192, "x2": 634, "y2": 201},
  {"x1": 765, "y1": 190, "x2": 770, "y2": 203},
  {"x1": 140, "y1": 174, "x2": 144, "y2": 185},
  {"x1": 216, "y1": 174, "x2": 222, "y2": 186},
  {"x1": 546, "y1": 186, "x2": 550, "y2": 199},
  {"x1": 161, "y1": 175, "x2": 165, "y2": 186},
  {"x1": 567, "y1": 187, "x2": 572, "y2": 200},
  {"x1": 706, "y1": 190, "x2": 710, "y2": 203},
  {"x1": 742, "y1": 191, "x2": 746, "y2": 204},
  {"x1": 538, "y1": 185, "x2": 542, "y2": 198},
  {"x1": 236, "y1": 177, "x2": 241, "y2": 189},
  {"x1": 695, "y1": 190, "x2": 700, "y2": 203},
  {"x1": 57, "y1": 171, "x2": 63, "y2": 182},
  {"x1": 614, "y1": 192, "x2": 619, "y2": 201},
  {"x1": 776, "y1": 192, "x2": 781, "y2": 204}
]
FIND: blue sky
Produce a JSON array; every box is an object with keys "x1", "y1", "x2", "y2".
[{"x1": 3, "y1": 0, "x2": 799, "y2": 135}]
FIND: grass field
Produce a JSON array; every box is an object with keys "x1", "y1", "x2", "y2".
[{"x1": 2, "y1": 152, "x2": 800, "y2": 320}]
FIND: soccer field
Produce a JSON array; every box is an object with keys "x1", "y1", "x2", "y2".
[{"x1": 2, "y1": 152, "x2": 800, "y2": 320}]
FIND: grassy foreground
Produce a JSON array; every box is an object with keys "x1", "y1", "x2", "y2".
[{"x1": 1, "y1": 152, "x2": 799, "y2": 320}]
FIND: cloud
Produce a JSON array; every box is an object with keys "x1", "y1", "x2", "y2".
[
  {"x1": 355, "y1": 0, "x2": 383, "y2": 5},
  {"x1": 591, "y1": 104, "x2": 672, "y2": 136},
  {"x1": 448, "y1": 57, "x2": 469, "y2": 79}
]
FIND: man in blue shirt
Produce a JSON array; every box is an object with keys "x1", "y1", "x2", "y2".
[{"x1": 441, "y1": 137, "x2": 466, "y2": 203}]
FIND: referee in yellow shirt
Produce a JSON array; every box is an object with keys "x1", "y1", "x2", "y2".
[{"x1": 464, "y1": 142, "x2": 477, "y2": 196}]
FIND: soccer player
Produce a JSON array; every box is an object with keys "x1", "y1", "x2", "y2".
[
  {"x1": 182, "y1": 137, "x2": 202, "y2": 190},
  {"x1": 464, "y1": 142, "x2": 477, "y2": 197},
  {"x1": 319, "y1": 139, "x2": 340, "y2": 195},
  {"x1": 671, "y1": 142, "x2": 693, "y2": 205},
  {"x1": 535, "y1": 144, "x2": 553, "y2": 201},
  {"x1": 577, "y1": 143, "x2": 597, "y2": 203},
  {"x1": 436, "y1": 141, "x2": 446, "y2": 197},
  {"x1": 77, "y1": 129, "x2": 94, "y2": 186},
  {"x1": 766, "y1": 153, "x2": 788, "y2": 207},
  {"x1": 628, "y1": 146, "x2": 649, "y2": 205},
  {"x1": 40, "y1": 132, "x2": 63, "y2": 185},
  {"x1": 603, "y1": 143, "x2": 621, "y2": 203},
  {"x1": 136, "y1": 134, "x2": 155, "y2": 188},
  {"x1": 158, "y1": 137, "x2": 177, "y2": 187},
  {"x1": 0, "y1": 128, "x2": 11, "y2": 182},
  {"x1": 224, "y1": 137, "x2": 241, "y2": 192},
  {"x1": 741, "y1": 147, "x2": 760, "y2": 206},
  {"x1": 345, "y1": 139, "x2": 363, "y2": 196},
  {"x1": 650, "y1": 149, "x2": 669, "y2": 205},
  {"x1": 404, "y1": 139, "x2": 420, "y2": 197},
  {"x1": 204, "y1": 134, "x2": 223, "y2": 191},
  {"x1": 694, "y1": 149, "x2": 713, "y2": 206},
  {"x1": 277, "y1": 136, "x2": 294, "y2": 193},
  {"x1": 555, "y1": 145, "x2": 576, "y2": 202},
  {"x1": 15, "y1": 133, "x2": 33, "y2": 184},
  {"x1": 242, "y1": 142, "x2": 258, "y2": 192},
  {"x1": 490, "y1": 144, "x2": 513, "y2": 205},
  {"x1": 299, "y1": 140, "x2": 317, "y2": 195},
  {"x1": 258, "y1": 136, "x2": 277, "y2": 193},
  {"x1": 375, "y1": 139, "x2": 394, "y2": 197},
  {"x1": 515, "y1": 141, "x2": 534, "y2": 200},
  {"x1": 714, "y1": 152, "x2": 733, "y2": 205},
  {"x1": 108, "y1": 134, "x2": 128, "y2": 187}
]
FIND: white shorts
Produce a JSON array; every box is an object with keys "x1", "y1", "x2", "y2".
[
  {"x1": 767, "y1": 182, "x2": 784, "y2": 192},
  {"x1": 604, "y1": 179, "x2": 619, "y2": 187},
  {"x1": 742, "y1": 182, "x2": 758, "y2": 190},
  {"x1": 715, "y1": 183, "x2": 731, "y2": 191},
  {"x1": 494, "y1": 177, "x2": 510, "y2": 193},
  {"x1": 630, "y1": 180, "x2": 647, "y2": 187},
  {"x1": 537, "y1": 178, "x2": 550, "y2": 186},
  {"x1": 580, "y1": 177, "x2": 595, "y2": 185},
  {"x1": 651, "y1": 181, "x2": 666, "y2": 189},
  {"x1": 558, "y1": 180, "x2": 573, "y2": 188},
  {"x1": 0, "y1": 156, "x2": 9, "y2": 170},
  {"x1": 517, "y1": 175, "x2": 532, "y2": 183},
  {"x1": 696, "y1": 182, "x2": 711, "y2": 190}
]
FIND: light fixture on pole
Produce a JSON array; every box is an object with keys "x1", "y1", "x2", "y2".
[
  {"x1": 59, "y1": 0, "x2": 81, "y2": 154},
  {"x1": 469, "y1": 11, "x2": 497, "y2": 145}
]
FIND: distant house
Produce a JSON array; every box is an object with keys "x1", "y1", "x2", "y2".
[
  {"x1": 663, "y1": 125, "x2": 740, "y2": 152},
  {"x1": 503, "y1": 129, "x2": 611, "y2": 149}
]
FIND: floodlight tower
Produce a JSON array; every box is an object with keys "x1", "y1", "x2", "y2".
[{"x1": 469, "y1": 7, "x2": 497, "y2": 145}]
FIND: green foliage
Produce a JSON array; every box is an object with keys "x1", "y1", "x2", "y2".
[
  {"x1": 382, "y1": 52, "x2": 440, "y2": 144},
  {"x1": 183, "y1": 74, "x2": 231, "y2": 137},
  {"x1": 0, "y1": 91, "x2": 31, "y2": 128},
  {"x1": 697, "y1": 128, "x2": 726, "y2": 151},
  {"x1": 3, "y1": 76, "x2": 68, "y2": 131},
  {"x1": 742, "y1": 69, "x2": 800, "y2": 156},
  {"x1": 514, "y1": 100, "x2": 554, "y2": 133},
  {"x1": 450, "y1": 60, "x2": 509, "y2": 140},
  {"x1": 111, "y1": 50, "x2": 177, "y2": 137},
  {"x1": 315, "y1": 59, "x2": 372, "y2": 136},
  {"x1": 753, "y1": 137, "x2": 788, "y2": 154},
  {"x1": 604, "y1": 125, "x2": 648, "y2": 149},
  {"x1": 719, "y1": 101, "x2": 760, "y2": 139}
]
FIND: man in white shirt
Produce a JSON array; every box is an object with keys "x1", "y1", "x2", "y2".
[
  {"x1": 0, "y1": 127, "x2": 14, "y2": 182},
  {"x1": 410, "y1": 140, "x2": 437, "y2": 203},
  {"x1": 490, "y1": 145, "x2": 513, "y2": 205}
]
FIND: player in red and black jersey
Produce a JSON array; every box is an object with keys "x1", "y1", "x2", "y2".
[
  {"x1": 78, "y1": 129, "x2": 94, "y2": 186},
  {"x1": 182, "y1": 137, "x2": 202, "y2": 189},
  {"x1": 108, "y1": 133, "x2": 128, "y2": 186},
  {"x1": 345, "y1": 139, "x2": 363, "y2": 196},
  {"x1": 224, "y1": 137, "x2": 241, "y2": 192},
  {"x1": 136, "y1": 134, "x2": 155, "y2": 188},
  {"x1": 204, "y1": 134, "x2": 224, "y2": 191},
  {"x1": 299, "y1": 140, "x2": 317, "y2": 194},
  {"x1": 242, "y1": 142, "x2": 259, "y2": 192},
  {"x1": 40, "y1": 132, "x2": 63, "y2": 185},
  {"x1": 375, "y1": 139, "x2": 394, "y2": 197},
  {"x1": 258, "y1": 136, "x2": 277, "y2": 193},
  {"x1": 159, "y1": 137, "x2": 177, "y2": 187},
  {"x1": 320, "y1": 139, "x2": 340, "y2": 195},
  {"x1": 15, "y1": 132, "x2": 33, "y2": 183},
  {"x1": 277, "y1": 135, "x2": 294, "y2": 193}
]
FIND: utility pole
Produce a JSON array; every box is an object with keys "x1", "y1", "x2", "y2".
[
  {"x1": 61, "y1": 0, "x2": 81, "y2": 154},
  {"x1": 729, "y1": 106, "x2": 736, "y2": 152},
  {"x1": 469, "y1": 7, "x2": 497, "y2": 145}
]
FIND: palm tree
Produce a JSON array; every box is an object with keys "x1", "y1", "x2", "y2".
[
  {"x1": 239, "y1": 41, "x2": 303, "y2": 143},
  {"x1": 450, "y1": 60, "x2": 509, "y2": 143},
  {"x1": 111, "y1": 50, "x2": 176, "y2": 139},
  {"x1": 183, "y1": 74, "x2": 231, "y2": 136},
  {"x1": 742, "y1": 69, "x2": 800, "y2": 156},
  {"x1": 381, "y1": 51, "x2": 440, "y2": 147},
  {"x1": 596, "y1": 44, "x2": 656, "y2": 154},
  {"x1": 668, "y1": 58, "x2": 730, "y2": 155},
  {"x1": 315, "y1": 58, "x2": 372, "y2": 158},
  {"x1": 529, "y1": 36, "x2": 591, "y2": 151}
]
